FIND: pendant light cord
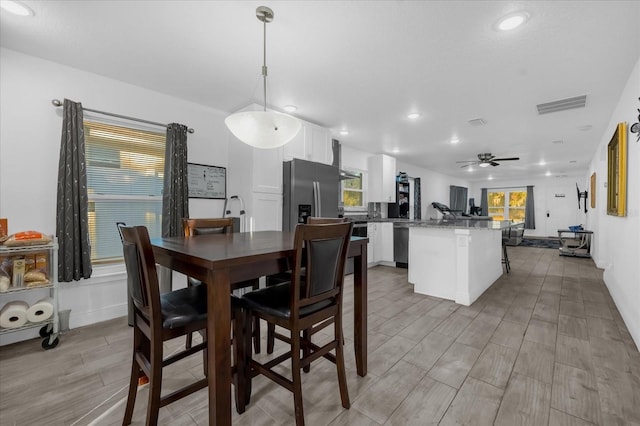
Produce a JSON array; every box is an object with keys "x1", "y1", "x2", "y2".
[{"x1": 262, "y1": 18, "x2": 267, "y2": 112}]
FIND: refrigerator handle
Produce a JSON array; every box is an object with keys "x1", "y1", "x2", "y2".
[
  {"x1": 313, "y1": 181, "x2": 321, "y2": 217},
  {"x1": 317, "y1": 181, "x2": 322, "y2": 216}
]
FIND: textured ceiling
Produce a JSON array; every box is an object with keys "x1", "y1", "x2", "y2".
[{"x1": 1, "y1": 1, "x2": 639, "y2": 181}]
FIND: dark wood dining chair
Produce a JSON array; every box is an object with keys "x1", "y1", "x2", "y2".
[
  {"x1": 265, "y1": 217, "x2": 348, "y2": 354},
  {"x1": 119, "y1": 225, "x2": 247, "y2": 425},
  {"x1": 182, "y1": 218, "x2": 261, "y2": 353},
  {"x1": 236, "y1": 221, "x2": 353, "y2": 425}
]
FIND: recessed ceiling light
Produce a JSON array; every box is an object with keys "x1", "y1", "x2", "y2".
[
  {"x1": 545, "y1": 171, "x2": 551, "y2": 177},
  {"x1": 450, "y1": 137, "x2": 460, "y2": 144},
  {"x1": 488, "y1": 176, "x2": 494, "y2": 180},
  {"x1": 407, "y1": 112, "x2": 421, "y2": 120},
  {"x1": 569, "y1": 160, "x2": 577, "y2": 164},
  {"x1": 538, "y1": 160, "x2": 547, "y2": 166},
  {"x1": 283, "y1": 105, "x2": 297, "y2": 113},
  {"x1": 468, "y1": 167, "x2": 474, "y2": 172},
  {"x1": 551, "y1": 140, "x2": 563, "y2": 144},
  {"x1": 496, "y1": 12, "x2": 529, "y2": 31},
  {"x1": 578, "y1": 125, "x2": 593, "y2": 131},
  {"x1": 339, "y1": 130, "x2": 349, "y2": 136},
  {"x1": 391, "y1": 148, "x2": 400, "y2": 153}
]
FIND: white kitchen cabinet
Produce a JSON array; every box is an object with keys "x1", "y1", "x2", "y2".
[
  {"x1": 367, "y1": 154, "x2": 396, "y2": 202},
  {"x1": 283, "y1": 122, "x2": 332, "y2": 165},
  {"x1": 308, "y1": 124, "x2": 332, "y2": 165},
  {"x1": 379, "y1": 222, "x2": 394, "y2": 263},
  {"x1": 282, "y1": 125, "x2": 307, "y2": 161}
]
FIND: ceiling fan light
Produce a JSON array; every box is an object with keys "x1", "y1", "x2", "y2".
[
  {"x1": 225, "y1": 111, "x2": 301, "y2": 149},
  {"x1": 479, "y1": 162, "x2": 490, "y2": 168}
]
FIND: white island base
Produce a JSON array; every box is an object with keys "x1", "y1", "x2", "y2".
[{"x1": 408, "y1": 225, "x2": 503, "y2": 306}]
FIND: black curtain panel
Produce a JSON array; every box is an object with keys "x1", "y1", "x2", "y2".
[
  {"x1": 449, "y1": 185, "x2": 468, "y2": 213},
  {"x1": 413, "y1": 178, "x2": 421, "y2": 220},
  {"x1": 56, "y1": 99, "x2": 92, "y2": 282},
  {"x1": 525, "y1": 185, "x2": 536, "y2": 229},
  {"x1": 160, "y1": 123, "x2": 189, "y2": 292},
  {"x1": 481, "y1": 188, "x2": 488, "y2": 217}
]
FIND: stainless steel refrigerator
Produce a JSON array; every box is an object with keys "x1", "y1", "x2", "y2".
[{"x1": 283, "y1": 159, "x2": 339, "y2": 232}]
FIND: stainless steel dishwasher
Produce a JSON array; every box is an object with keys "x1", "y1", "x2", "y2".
[{"x1": 393, "y1": 223, "x2": 409, "y2": 268}]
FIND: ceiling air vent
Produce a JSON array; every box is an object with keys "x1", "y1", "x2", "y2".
[
  {"x1": 468, "y1": 118, "x2": 486, "y2": 126},
  {"x1": 537, "y1": 95, "x2": 587, "y2": 115}
]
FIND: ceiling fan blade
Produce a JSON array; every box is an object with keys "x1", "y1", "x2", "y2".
[
  {"x1": 490, "y1": 161, "x2": 500, "y2": 167},
  {"x1": 460, "y1": 163, "x2": 473, "y2": 168},
  {"x1": 492, "y1": 157, "x2": 519, "y2": 161}
]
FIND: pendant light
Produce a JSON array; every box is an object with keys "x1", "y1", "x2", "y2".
[{"x1": 225, "y1": 6, "x2": 301, "y2": 149}]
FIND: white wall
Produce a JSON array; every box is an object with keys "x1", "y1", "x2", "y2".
[
  {"x1": 585, "y1": 57, "x2": 640, "y2": 348},
  {"x1": 0, "y1": 48, "x2": 230, "y2": 344},
  {"x1": 469, "y1": 175, "x2": 587, "y2": 237}
]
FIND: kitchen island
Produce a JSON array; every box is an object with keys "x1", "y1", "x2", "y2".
[{"x1": 407, "y1": 219, "x2": 510, "y2": 306}]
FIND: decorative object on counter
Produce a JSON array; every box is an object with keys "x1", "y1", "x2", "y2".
[
  {"x1": 413, "y1": 178, "x2": 421, "y2": 220},
  {"x1": 225, "y1": 6, "x2": 301, "y2": 149},
  {"x1": 0, "y1": 218, "x2": 7, "y2": 244},
  {"x1": 590, "y1": 173, "x2": 596, "y2": 208},
  {"x1": 606, "y1": 122, "x2": 627, "y2": 217}
]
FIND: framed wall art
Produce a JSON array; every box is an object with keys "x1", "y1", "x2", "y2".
[
  {"x1": 187, "y1": 163, "x2": 226, "y2": 199},
  {"x1": 606, "y1": 122, "x2": 627, "y2": 216},
  {"x1": 590, "y1": 172, "x2": 596, "y2": 208}
]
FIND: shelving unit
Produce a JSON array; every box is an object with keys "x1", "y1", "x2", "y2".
[{"x1": 0, "y1": 238, "x2": 59, "y2": 349}]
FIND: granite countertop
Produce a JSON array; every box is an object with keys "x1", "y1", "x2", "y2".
[{"x1": 406, "y1": 219, "x2": 512, "y2": 230}]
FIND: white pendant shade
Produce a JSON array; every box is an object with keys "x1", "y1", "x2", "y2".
[{"x1": 225, "y1": 110, "x2": 301, "y2": 149}]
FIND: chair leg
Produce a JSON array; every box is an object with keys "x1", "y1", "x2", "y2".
[
  {"x1": 302, "y1": 329, "x2": 311, "y2": 373},
  {"x1": 123, "y1": 356, "x2": 141, "y2": 425},
  {"x1": 291, "y1": 331, "x2": 305, "y2": 426},
  {"x1": 502, "y1": 243, "x2": 510, "y2": 273},
  {"x1": 253, "y1": 316, "x2": 261, "y2": 354},
  {"x1": 146, "y1": 341, "x2": 163, "y2": 426},
  {"x1": 233, "y1": 309, "x2": 248, "y2": 414},
  {"x1": 267, "y1": 322, "x2": 275, "y2": 354},
  {"x1": 186, "y1": 332, "x2": 193, "y2": 350},
  {"x1": 334, "y1": 314, "x2": 351, "y2": 409}
]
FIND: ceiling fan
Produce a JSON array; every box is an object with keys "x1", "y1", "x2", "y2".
[{"x1": 456, "y1": 153, "x2": 520, "y2": 168}]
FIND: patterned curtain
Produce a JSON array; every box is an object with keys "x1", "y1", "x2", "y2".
[
  {"x1": 413, "y1": 178, "x2": 421, "y2": 220},
  {"x1": 159, "y1": 123, "x2": 189, "y2": 292},
  {"x1": 480, "y1": 188, "x2": 488, "y2": 217},
  {"x1": 56, "y1": 99, "x2": 92, "y2": 282},
  {"x1": 525, "y1": 185, "x2": 536, "y2": 229}
]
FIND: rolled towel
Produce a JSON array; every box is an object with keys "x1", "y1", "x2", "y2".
[
  {"x1": 0, "y1": 301, "x2": 29, "y2": 328},
  {"x1": 27, "y1": 297, "x2": 54, "y2": 323}
]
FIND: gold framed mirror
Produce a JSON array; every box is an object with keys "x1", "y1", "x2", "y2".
[{"x1": 607, "y1": 122, "x2": 627, "y2": 216}]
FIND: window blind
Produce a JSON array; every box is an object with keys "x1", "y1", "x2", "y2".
[{"x1": 85, "y1": 121, "x2": 166, "y2": 263}]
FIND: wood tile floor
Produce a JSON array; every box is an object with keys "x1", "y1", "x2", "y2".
[{"x1": 1, "y1": 246, "x2": 639, "y2": 425}]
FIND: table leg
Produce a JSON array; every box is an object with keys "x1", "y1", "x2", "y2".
[
  {"x1": 353, "y1": 246, "x2": 368, "y2": 377},
  {"x1": 207, "y1": 269, "x2": 232, "y2": 425}
]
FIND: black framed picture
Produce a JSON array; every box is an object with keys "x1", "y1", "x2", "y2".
[{"x1": 187, "y1": 163, "x2": 226, "y2": 199}]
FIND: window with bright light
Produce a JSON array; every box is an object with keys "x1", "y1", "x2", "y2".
[
  {"x1": 85, "y1": 121, "x2": 166, "y2": 263},
  {"x1": 342, "y1": 170, "x2": 365, "y2": 209},
  {"x1": 488, "y1": 189, "x2": 527, "y2": 223}
]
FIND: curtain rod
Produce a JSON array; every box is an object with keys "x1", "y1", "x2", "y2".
[
  {"x1": 51, "y1": 99, "x2": 194, "y2": 134},
  {"x1": 482, "y1": 185, "x2": 532, "y2": 190}
]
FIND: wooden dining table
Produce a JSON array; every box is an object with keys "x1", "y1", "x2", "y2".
[{"x1": 151, "y1": 231, "x2": 368, "y2": 425}]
